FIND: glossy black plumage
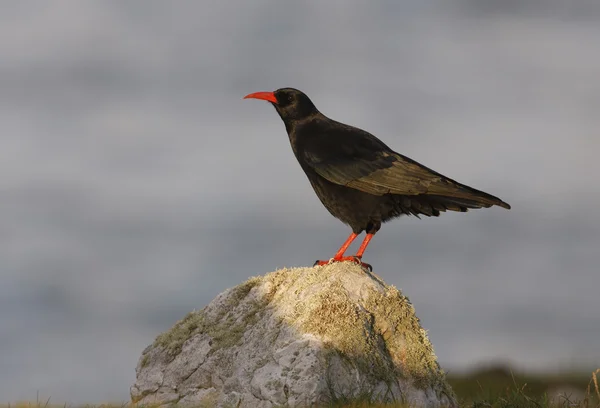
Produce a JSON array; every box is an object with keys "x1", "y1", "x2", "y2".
[{"x1": 244, "y1": 88, "x2": 510, "y2": 264}]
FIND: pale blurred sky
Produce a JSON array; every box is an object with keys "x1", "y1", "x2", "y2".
[{"x1": 1, "y1": 1, "x2": 599, "y2": 404}]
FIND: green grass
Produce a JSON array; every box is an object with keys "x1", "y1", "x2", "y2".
[
  {"x1": 447, "y1": 365, "x2": 597, "y2": 406},
  {"x1": 445, "y1": 366, "x2": 599, "y2": 408},
  {"x1": 3, "y1": 368, "x2": 598, "y2": 408}
]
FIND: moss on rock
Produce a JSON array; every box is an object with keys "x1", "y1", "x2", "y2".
[
  {"x1": 155, "y1": 311, "x2": 206, "y2": 355},
  {"x1": 154, "y1": 277, "x2": 263, "y2": 356}
]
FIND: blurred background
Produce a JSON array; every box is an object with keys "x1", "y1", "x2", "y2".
[{"x1": 1, "y1": 0, "x2": 599, "y2": 404}]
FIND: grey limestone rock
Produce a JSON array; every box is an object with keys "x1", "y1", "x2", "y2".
[{"x1": 130, "y1": 262, "x2": 457, "y2": 407}]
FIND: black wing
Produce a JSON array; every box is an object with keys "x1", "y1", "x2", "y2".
[{"x1": 299, "y1": 120, "x2": 511, "y2": 209}]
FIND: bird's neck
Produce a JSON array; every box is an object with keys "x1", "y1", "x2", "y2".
[
  {"x1": 283, "y1": 119, "x2": 295, "y2": 136},
  {"x1": 284, "y1": 120, "x2": 298, "y2": 154},
  {"x1": 283, "y1": 114, "x2": 322, "y2": 157}
]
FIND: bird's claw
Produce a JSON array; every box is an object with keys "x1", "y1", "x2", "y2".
[
  {"x1": 313, "y1": 256, "x2": 372, "y2": 272},
  {"x1": 353, "y1": 257, "x2": 373, "y2": 272},
  {"x1": 349, "y1": 256, "x2": 372, "y2": 272},
  {"x1": 313, "y1": 258, "x2": 335, "y2": 267}
]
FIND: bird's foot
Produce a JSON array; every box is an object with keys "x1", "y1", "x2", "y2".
[{"x1": 313, "y1": 256, "x2": 372, "y2": 272}]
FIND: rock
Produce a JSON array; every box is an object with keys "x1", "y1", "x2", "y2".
[{"x1": 131, "y1": 262, "x2": 457, "y2": 407}]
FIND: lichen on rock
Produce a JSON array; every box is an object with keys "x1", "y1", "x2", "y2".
[{"x1": 131, "y1": 263, "x2": 457, "y2": 407}]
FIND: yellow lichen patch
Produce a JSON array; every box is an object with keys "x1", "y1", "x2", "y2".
[
  {"x1": 268, "y1": 263, "x2": 453, "y2": 398},
  {"x1": 362, "y1": 284, "x2": 454, "y2": 397},
  {"x1": 298, "y1": 282, "x2": 365, "y2": 353}
]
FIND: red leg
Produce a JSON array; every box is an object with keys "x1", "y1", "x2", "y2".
[
  {"x1": 333, "y1": 232, "x2": 358, "y2": 259},
  {"x1": 342, "y1": 233, "x2": 374, "y2": 271},
  {"x1": 314, "y1": 232, "x2": 357, "y2": 267},
  {"x1": 355, "y1": 233, "x2": 374, "y2": 258},
  {"x1": 313, "y1": 232, "x2": 374, "y2": 271}
]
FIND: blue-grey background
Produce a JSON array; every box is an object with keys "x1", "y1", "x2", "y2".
[{"x1": 1, "y1": 0, "x2": 599, "y2": 403}]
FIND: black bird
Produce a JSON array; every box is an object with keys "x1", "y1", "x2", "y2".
[{"x1": 244, "y1": 88, "x2": 510, "y2": 270}]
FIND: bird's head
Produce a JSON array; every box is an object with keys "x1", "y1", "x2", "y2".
[{"x1": 243, "y1": 88, "x2": 318, "y2": 122}]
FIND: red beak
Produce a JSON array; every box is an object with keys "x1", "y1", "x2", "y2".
[{"x1": 243, "y1": 91, "x2": 278, "y2": 104}]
